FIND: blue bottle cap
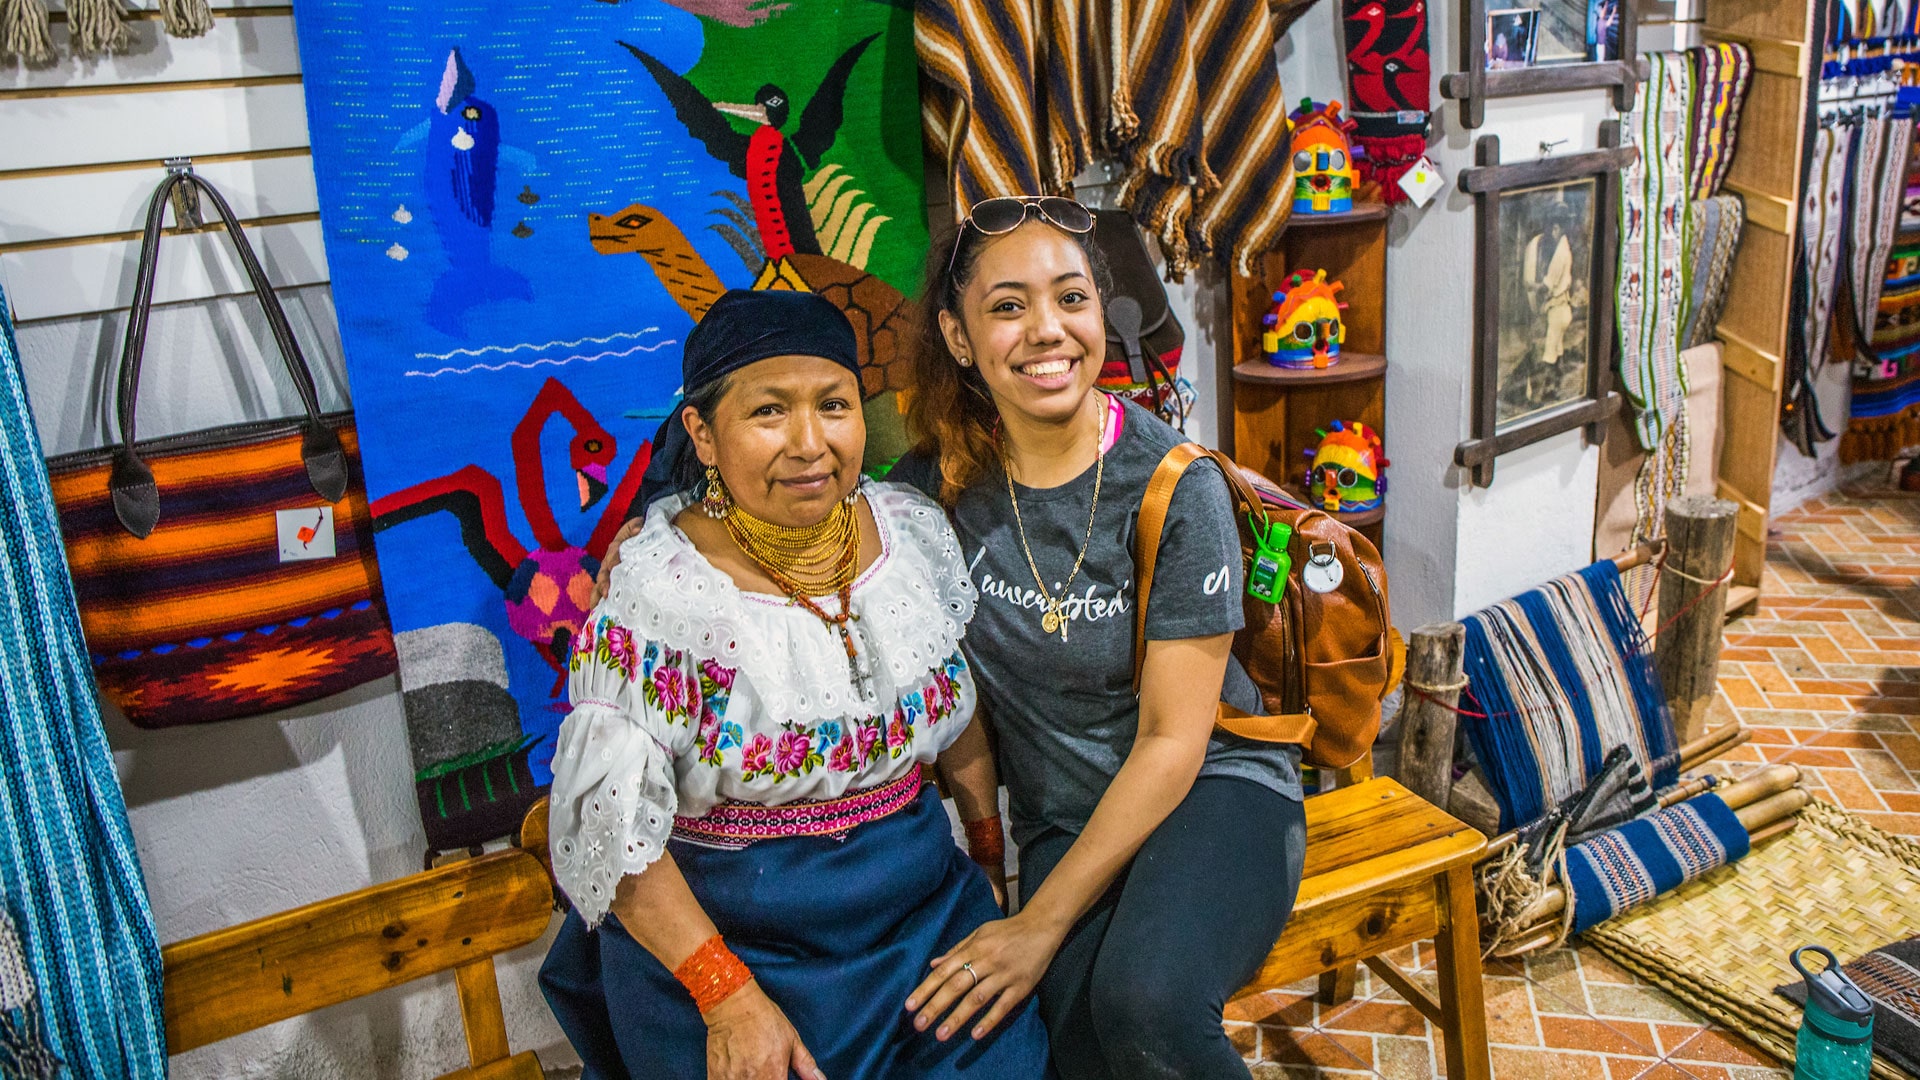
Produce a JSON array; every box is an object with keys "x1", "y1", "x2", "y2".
[{"x1": 1794, "y1": 945, "x2": 1875, "y2": 1026}]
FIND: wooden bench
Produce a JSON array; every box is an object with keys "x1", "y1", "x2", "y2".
[
  {"x1": 1234, "y1": 758, "x2": 1491, "y2": 1079},
  {"x1": 161, "y1": 848, "x2": 554, "y2": 1079}
]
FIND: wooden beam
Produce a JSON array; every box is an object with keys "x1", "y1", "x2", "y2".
[
  {"x1": 1722, "y1": 181, "x2": 1793, "y2": 236},
  {"x1": 0, "y1": 72, "x2": 302, "y2": 102},
  {"x1": 0, "y1": 211, "x2": 320, "y2": 255},
  {"x1": 1714, "y1": 481, "x2": 1769, "y2": 545},
  {"x1": 1716, "y1": 329, "x2": 1782, "y2": 392},
  {"x1": 1395, "y1": 623, "x2": 1467, "y2": 812},
  {"x1": 1655, "y1": 496, "x2": 1739, "y2": 744},
  {"x1": 0, "y1": 146, "x2": 311, "y2": 183}
]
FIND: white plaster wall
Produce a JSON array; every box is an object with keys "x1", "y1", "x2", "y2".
[
  {"x1": 11, "y1": 294, "x2": 576, "y2": 1079},
  {"x1": 1771, "y1": 359, "x2": 1853, "y2": 512}
]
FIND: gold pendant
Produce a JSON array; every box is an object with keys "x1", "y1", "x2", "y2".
[{"x1": 1041, "y1": 606, "x2": 1062, "y2": 636}]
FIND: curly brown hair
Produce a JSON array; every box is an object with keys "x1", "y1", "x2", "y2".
[{"x1": 904, "y1": 218, "x2": 1113, "y2": 504}]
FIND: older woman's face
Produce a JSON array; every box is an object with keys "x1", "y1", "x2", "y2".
[{"x1": 684, "y1": 353, "x2": 865, "y2": 527}]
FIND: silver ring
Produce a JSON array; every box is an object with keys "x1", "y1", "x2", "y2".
[{"x1": 961, "y1": 962, "x2": 979, "y2": 989}]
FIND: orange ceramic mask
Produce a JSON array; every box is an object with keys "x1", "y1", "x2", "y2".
[
  {"x1": 1262, "y1": 269, "x2": 1347, "y2": 369},
  {"x1": 1290, "y1": 100, "x2": 1358, "y2": 214}
]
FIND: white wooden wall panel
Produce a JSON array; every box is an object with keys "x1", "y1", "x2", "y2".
[
  {"x1": 0, "y1": 81, "x2": 308, "y2": 171},
  {"x1": 1, "y1": 219, "x2": 328, "y2": 320},
  {"x1": 0, "y1": 13, "x2": 298, "y2": 91},
  {"x1": 0, "y1": 152, "x2": 317, "y2": 242}
]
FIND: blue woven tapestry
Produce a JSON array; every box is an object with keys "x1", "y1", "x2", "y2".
[
  {"x1": 0, "y1": 288, "x2": 166, "y2": 1076},
  {"x1": 1460, "y1": 560, "x2": 1680, "y2": 831},
  {"x1": 1565, "y1": 791, "x2": 1748, "y2": 933},
  {"x1": 289, "y1": 0, "x2": 927, "y2": 850}
]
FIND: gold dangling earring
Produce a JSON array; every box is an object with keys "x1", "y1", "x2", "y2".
[{"x1": 701, "y1": 464, "x2": 732, "y2": 518}]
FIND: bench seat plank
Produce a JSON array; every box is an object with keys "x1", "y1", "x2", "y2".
[{"x1": 163, "y1": 849, "x2": 553, "y2": 1054}]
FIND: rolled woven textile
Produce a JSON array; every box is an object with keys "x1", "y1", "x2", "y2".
[{"x1": 1566, "y1": 791, "x2": 1750, "y2": 933}]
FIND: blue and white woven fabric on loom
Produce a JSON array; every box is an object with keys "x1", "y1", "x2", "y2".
[
  {"x1": 0, "y1": 286, "x2": 166, "y2": 1077},
  {"x1": 1461, "y1": 559, "x2": 1680, "y2": 831},
  {"x1": 1565, "y1": 792, "x2": 1749, "y2": 933}
]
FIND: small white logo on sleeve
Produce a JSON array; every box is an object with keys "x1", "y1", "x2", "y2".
[
  {"x1": 277, "y1": 507, "x2": 336, "y2": 562},
  {"x1": 1203, "y1": 563, "x2": 1231, "y2": 596}
]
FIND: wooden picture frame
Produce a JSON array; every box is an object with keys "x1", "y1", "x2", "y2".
[
  {"x1": 1452, "y1": 128, "x2": 1635, "y2": 488},
  {"x1": 1438, "y1": 0, "x2": 1646, "y2": 128}
]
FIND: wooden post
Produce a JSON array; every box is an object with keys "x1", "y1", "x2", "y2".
[
  {"x1": 1655, "y1": 495, "x2": 1738, "y2": 745},
  {"x1": 1396, "y1": 622, "x2": 1467, "y2": 810}
]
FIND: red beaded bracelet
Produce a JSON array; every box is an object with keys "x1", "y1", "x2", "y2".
[
  {"x1": 964, "y1": 814, "x2": 1006, "y2": 870},
  {"x1": 673, "y1": 934, "x2": 752, "y2": 1013}
]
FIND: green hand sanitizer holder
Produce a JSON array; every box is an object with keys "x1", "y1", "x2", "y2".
[{"x1": 1248, "y1": 518, "x2": 1292, "y2": 604}]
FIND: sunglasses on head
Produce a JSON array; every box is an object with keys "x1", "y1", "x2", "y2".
[{"x1": 947, "y1": 196, "x2": 1095, "y2": 275}]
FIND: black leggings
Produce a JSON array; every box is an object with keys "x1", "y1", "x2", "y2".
[{"x1": 1018, "y1": 776, "x2": 1307, "y2": 1080}]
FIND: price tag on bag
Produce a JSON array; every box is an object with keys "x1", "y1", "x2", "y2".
[
  {"x1": 278, "y1": 507, "x2": 337, "y2": 562},
  {"x1": 1399, "y1": 155, "x2": 1445, "y2": 207}
]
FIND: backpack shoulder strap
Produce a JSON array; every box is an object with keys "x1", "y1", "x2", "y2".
[{"x1": 1132, "y1": 443, "x2": 1208, "y2": 694}]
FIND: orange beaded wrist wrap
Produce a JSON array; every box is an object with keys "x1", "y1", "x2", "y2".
[
  {"x1": 674, "y1": 934, "x2": 752, "y2": 1013},
  {"x1": 964, "y1": 815, "x2": 1006, "y2": 869}
]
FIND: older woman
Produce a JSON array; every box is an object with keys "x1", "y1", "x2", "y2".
[
  {"x1": 539, "y1": 289, "x2": 1047, "y2": 1080},
  {"x1": 892, "y1": 198, "x2": 1309, "y2": 1080}
]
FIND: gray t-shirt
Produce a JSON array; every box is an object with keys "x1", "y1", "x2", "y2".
[{"x1": 893, "y1": 399, "x2": 1303, "y2": 846}]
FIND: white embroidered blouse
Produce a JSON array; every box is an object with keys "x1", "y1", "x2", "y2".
[{"x1": 548, "y1": 481, "x2": 980, "y2": 926}]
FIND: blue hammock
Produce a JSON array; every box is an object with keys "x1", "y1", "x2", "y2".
[
  {"x1": 0, "y1": 287, "x2": 167, "y2": 1076},
  {"x1": 1460, "y1": 560, "x2": 1680, "y2": 831}
]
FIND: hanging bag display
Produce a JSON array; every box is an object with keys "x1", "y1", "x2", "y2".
[{"x1": 44, "y1": 170, "x2": 397, "y2": 728}]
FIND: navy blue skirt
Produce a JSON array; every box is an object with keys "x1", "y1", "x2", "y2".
[{"x1": 540, "y1": 785, "x2": 1049, "y2": 1079}]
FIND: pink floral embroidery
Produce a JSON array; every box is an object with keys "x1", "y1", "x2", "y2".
[
  {"x1": 887, "y1": 710, "x2": 909, "y2": 757},
  {"x1": 698, "y1": 708, "x2": 723, "y2": 766},
  {"x1": 654, "y1": 665, "x2": 687, "y2": 716},
  {"x1": 701, "y1": 658, "x2": 736, "y2": 691},
  {"x1": 775, "y1": 730, "x2": 810, "y2": 775},
  {"x1": 604, "y1": 624, "x2": 638, "y2": 677},
  {"x1": 742, "y1": 733, "x2": 773, "y2": 779},
  {"x1": 829, "y1": 737, "x2": 856, "y2": 772},
  {"x1": 856, "y1": 723, "x2": 881, "y2": 764}
]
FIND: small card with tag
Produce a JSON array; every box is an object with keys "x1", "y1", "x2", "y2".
[
  {"x1": 277, "y1": 507, "x2": 336, "y2": 562},
  {"x1": 1398, "y1": 155, "x2": 1445, "y2": 208}
]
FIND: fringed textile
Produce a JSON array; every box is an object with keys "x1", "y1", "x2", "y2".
[
  {"x1": 1844, "y1": 115, "x2": 1920, "y2": 462},
  {"x1": 1460, "y1": 560, "x2": 1680, "y2": 831},
  {"x1": 1565, "y1": 792, "x2": 1749, "y2": 933},
  {"x1": 1342, "y1": 0, "x2": 1431, "y2": 203},
  {"x1": 1681, "y1": 193, "x2": 1744, "y2": 350},
  {"x1": 62, "y1": 0, "x2": 127, "y2": 55},
  {"x1": 1109, "y1": 0, "x2": 1295, "y2": 276},
  {"x1": 0, "y1": 0, "x2": 53, "y2": 64},
  {"x1": 916, "y1": 0, "x2": 1293, "y2": 276},
  {"x1": 1617, "y1": 52, "x2": 1695, "y2": 454},
  {"x1": 1841, "y1": 109, "x2": 1911, "y2": 368},
  {"x1": 916, "y1": 0, "x2": 1052, "y2": 212},
  {"x1": 0, "y1": 287, "x2": 167, "y2": 1075},
  {"x1": 1687, "y1": 43, "x2": 1752, "y2": 201},
  {"x1": 1786, "y1": 116, "x2": 1854, "y2": 454}
]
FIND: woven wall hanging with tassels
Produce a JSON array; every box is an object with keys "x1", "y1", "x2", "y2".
[{"x1": 2, "y1": 0, "x2": 213, "y2": 66}]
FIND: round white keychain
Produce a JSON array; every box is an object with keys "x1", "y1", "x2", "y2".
[{"x1": 1303, "y1": 543, "x2": 1345, "y2": 594}]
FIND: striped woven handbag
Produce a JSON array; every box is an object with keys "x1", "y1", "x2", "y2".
[{"x1": 44, "y1": 170, "x2": 397, "y2": 727}]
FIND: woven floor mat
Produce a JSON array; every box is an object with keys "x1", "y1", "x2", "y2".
[{"x1": 1583, "y1": 799, "x2": 1920, "y2": 1078}]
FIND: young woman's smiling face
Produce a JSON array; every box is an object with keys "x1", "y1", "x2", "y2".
[{"x1": 939, "y1": 220, "x2": 1106, "y2": 428}]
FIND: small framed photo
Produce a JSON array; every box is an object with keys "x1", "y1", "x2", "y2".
[
  {"x1": 1485, "y1": 9, "x2": 1539, "y2": 70},
  {"x1": 1533, "y1": 0, "x2": 1592, "y2": 64},
  {"x1": 1586, "y1": 0, "x2": 1622, "y2": 61}
]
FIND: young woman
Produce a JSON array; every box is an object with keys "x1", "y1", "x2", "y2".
[
  {"x1": 891, "y1": 197, "x2": 1308, "y2": 1080},
  {"x1": 540, "y1": 289, "x2": 1047, "y2": 1080}
]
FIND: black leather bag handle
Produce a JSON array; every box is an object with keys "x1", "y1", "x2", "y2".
[{"x1": 108, "y1": 170, "x2": 348, "y2": 538}]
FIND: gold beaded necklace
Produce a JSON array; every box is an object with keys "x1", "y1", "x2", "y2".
[
  {"x1": 725, "y1": 490, "x2": 869, "y2": 693},
  {"x1": 1004, "y1": 395, "x2": 1108, "y2": 643}
]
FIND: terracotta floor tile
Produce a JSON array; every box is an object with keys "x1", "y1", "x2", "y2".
[
  {"x1": 1373, "y1": 1033, "x2": 1438, "y2": 1080},
  {"x1": 1883, "y1": 790, "x2": 1920, "y2": 812},
  {"x1": 1584, "y1": 984, "x2": 1707, "y2": 1026},
  {"x1": 1819, "y1": 768, "x2": 1891, "y2": 811},
  {"x1": 1799, "y1": 635, "x2": 1849, "y2": 663},
  {"x1": 1744, "y1": 726, "x2": 1797, "y2": 745},
  {"x1": 1849, "y1": 695, "x2": 1920, "y2": 715},
  {"x1": 1859, "y1": 810, "x2": 1920, "y2": 835},
  {"x1": 1791, "y1": 679, "x2": 1877, "y2": 696},
  {"x1": 1802, "y1": 728, "x2": 1883, "y2": 749},
  {"x1": 1762, "y1": 694, "x2": 1850, "y2": 712},
  {"x1": 1745, "y1": 665, "x2": 1796, "y2": 694},
  {"x1": 1666, "y1": 1028, "x2": 1781, "y2": 1068},
  {"x1": 1317, "y1": 1029, "x2": 1378, "y2": 1070},
  {"x1": 1319, "y1": 997, "x2": 1430, "y2": 1038},
  {"x1": 1774, "y1": 747, "x2": 1862, "y2": 769},
  {"x1": 1541, "y1": 1016, "x2": 1660, "y2": 1057},
  {"x1": 1650, "y1": 1023, "x2": 1709, "y2": 1057},
  {"x1": 1260, "y1": 1027, "x2": 1373, "y2": 1070},
  {"x1": 1853, "y1": 748, "x2": 1918, "y2": 790},
  {"x1": 1227, "y1": 989, "x2": 1317, "y2": 1028},
  {"x1": 1717, "y1": 679, "x2": 1768, "y2": 709}
]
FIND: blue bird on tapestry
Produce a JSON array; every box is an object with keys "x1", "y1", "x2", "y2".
[
  {"x1": 398, "y1": 48, "x2": 535, "y2": 337},
  {"x1": 618, "y1": 34, "x2": 876, "y2": 262}
]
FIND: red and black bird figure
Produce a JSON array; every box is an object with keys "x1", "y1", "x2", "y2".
[{"x1": 620, "y1": 35, "x2": 878, "y2": 262}]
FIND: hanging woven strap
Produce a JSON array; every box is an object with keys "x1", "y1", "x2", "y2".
[{"x1": 1132, "y1": 442, "x2": 1317, "y2": 746}]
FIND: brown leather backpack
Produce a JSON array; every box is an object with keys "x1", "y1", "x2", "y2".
[{"x1": 1131, "y1": 443, "x2": 1397, "y2": 768}]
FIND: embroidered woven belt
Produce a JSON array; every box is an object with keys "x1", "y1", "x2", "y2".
[{"x1": 671, "y1": 766, "x2": 925, "y2": 850}]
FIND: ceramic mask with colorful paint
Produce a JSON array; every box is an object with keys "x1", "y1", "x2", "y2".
[
  {"x1": 1303, "y1": 420, "x2": 1388, "y2": 512},
  {"x1": 1262, "y1": 269, "x2": 1347, "y2": 369},
  {"x1": 1289, "y1": 99, "x2": 1358, "y2": 214}
]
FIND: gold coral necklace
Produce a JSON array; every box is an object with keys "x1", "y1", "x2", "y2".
[
  {"x1": 1004, "y1": 396, "x2": 1107, "y2": 643},
  {"x1": 725, "y1": 491, "x2": 870, "y2": 694}
]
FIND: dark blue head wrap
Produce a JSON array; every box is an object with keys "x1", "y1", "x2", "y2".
[{"x1": 637, "y1": 289, "x2": 860, "y2": 512}]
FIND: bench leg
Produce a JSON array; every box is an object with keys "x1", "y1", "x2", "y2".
[
  {"x1": 1433, "y1": 864, "x2": 1491, "y2": 1080},
  {"x1": 1316, "y1": 964, "x2": 1358, "y2": 1005}
]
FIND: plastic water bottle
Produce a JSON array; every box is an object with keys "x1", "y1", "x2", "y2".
[{"x1": 1792, "y1": 945, "x2": 1874, "y2": 1080}]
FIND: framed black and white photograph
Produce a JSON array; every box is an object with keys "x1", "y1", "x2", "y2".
[
  {"x1": 1497, "y1": 178, "x2": 1594, "y2": 426},
  {"x1": 1454, "y1": 129, "x2": 1636, "y2": 487},
  {"x1": 1531, "y1": 0, "x2": 1592, "y2": 64},
  {"x1": 1485, "y1": 9, "x2": 1539, "y2": 69}
]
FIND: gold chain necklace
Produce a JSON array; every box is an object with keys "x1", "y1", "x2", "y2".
[
  {"x1": 725, "y1": 493, "x2": 870, "y2": 693},
  {"x1": 1004, "y1": 396, "x2": 1107, "y2": 642}
]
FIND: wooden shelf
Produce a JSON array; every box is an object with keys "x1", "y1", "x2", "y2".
[
  {"x1": 1234, "y1": 352, "x2": 1387, "y2": 387},
  {"x1": 1287, "y1": 203, "x2": 1389, "y2": 228}
]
